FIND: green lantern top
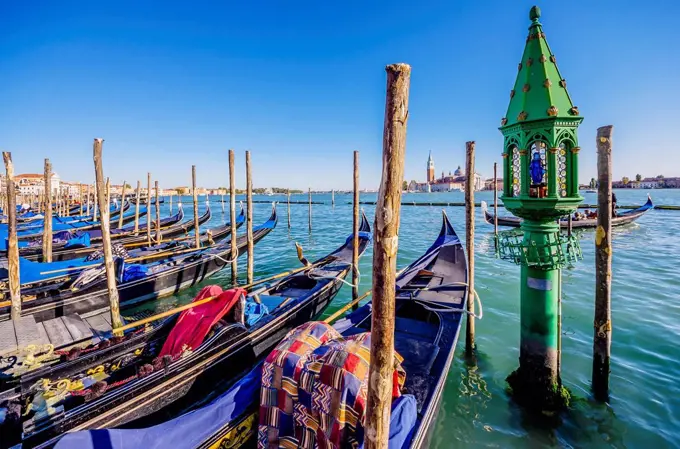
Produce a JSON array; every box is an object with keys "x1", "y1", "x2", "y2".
[{"x1": 501, "y1": 6, "x2": 579, "y2": 128}]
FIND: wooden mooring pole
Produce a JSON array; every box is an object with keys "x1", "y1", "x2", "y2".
[
  {"x1": 106, "y1": 178, "x2": 111, "y2": 214},
  {"x1": 287, "y1": 189, "x2": 291, "y2": 229},
  {"x1": 3, "y1": 152, "x2": 21, "y2": 320},
  {"x1": 93, "y1": 180, "x2": 98, "y2": 222},
  {"x1": 246, "y1": 151, "x2": 254, "y2": 284},
  {"x1": 92, "y1": 139, "x2": 123, "y2": 329},
  {"x1": 192, "y1": 165, "x2": 200, "y2": 249},
  {"x1": 169, "y1": 191, "x2": 173, "y2": 214},
  {"x1": 146, "y1": 173, "x2": 152, "y2": 246},
  {"x1": 221, "y1": 193, "x2": 225, "y2": 214},
  {"x1": 134, "y1": 181, "x2": 141, "y2": 234},
  {"x1": 229, "y1": 150, "x2": 237, "y2": 279},
  {"x1": 331, "y1": 189, "x2": 335, "y2": 207},
  {"x1": 155, "y1": 181, "x2": 161, "y2": 243},
  {"x1": 43, "y1": 158, "x2": 53, "y2": 263},
  {"x1": 593, "y1": 125, "x2": 613, "y2": 400},
  {"x1": 352, "y1": 150, "x2": 360, "y2": 309},
  {"x1": 493, "y1": 161, "x2": 498, "y2": 238},
  {"x1": 86, "y1": 183, "x2": 91, "y2": 215},
  {"x1": 118, "y1": 181, "x2": 127, "y2": 229},
  {"x1": 308, "y1": 188, "x2": 312, "y2": 231},
  {"x1": 365, "y1": 63, "x2": 410, "y2": 449},
  {"x1": 465, "y1": 141, "x2": 476, "y2": 357},
  {"x1": 79, "y1": 183, "x2": 84, "y2": 216}
]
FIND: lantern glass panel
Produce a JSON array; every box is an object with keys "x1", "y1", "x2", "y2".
[
  {"x1": 510, "y1": 145, "x2": 521, "y2": 197},
  {"x1": 558, "y1": 142, "x2": 568, "y2": 197}
]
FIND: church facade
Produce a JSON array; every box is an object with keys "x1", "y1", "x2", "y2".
[{"x1": 409, "y1": 151, "x2": 483, "y2": 192}]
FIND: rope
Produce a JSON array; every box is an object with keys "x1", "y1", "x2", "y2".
[
  {"x1": 213, "y1": 244, "x2": 240, "y2": 264},
  {"x1": 306, "y1": 266, "x2": 357, "y2": 289}
]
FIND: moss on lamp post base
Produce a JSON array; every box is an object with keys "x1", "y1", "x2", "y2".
[{"x1": 506, "y1": 363, "x2": 571, "y2": 412}]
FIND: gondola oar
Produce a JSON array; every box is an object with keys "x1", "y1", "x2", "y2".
[{"x1": 114, "y1": 255, "x2": 335, "y2": 334}]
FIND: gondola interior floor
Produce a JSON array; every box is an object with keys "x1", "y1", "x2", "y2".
[{"x1": 0, "y1": 312, "x2": 113, "y2": 357}]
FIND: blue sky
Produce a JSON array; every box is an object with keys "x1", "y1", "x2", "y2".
[{"x1": 1, "y1": 1, "x2": 678, "y2": 190}]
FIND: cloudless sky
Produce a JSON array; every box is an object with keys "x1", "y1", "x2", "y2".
[{"x1": 1, "y1": 0, "x2": 679, "y2": 190}]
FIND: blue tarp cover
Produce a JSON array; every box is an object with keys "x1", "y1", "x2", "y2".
[
  {"x1": 0, "y1": 257, "x2": 90, "y2": 285},
  {"x1": 121, "y1": 264, "x2": 148, "y2": 282}
]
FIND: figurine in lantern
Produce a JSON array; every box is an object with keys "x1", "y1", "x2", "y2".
[{"x1": 529, "y1": 151, "x2": 547, "y2": 198}]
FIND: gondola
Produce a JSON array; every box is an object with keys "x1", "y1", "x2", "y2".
[
  {"x1": 19, "y1": 202, "x2": 236, "y2": 263},
  {"x1": 1, "y1": 210, "x2": 371, "y2": 448},
  {"x1": 0, "y1": 205, "x2": 276, "y2": 324},
  {"x1": 482, "y1": 195, "x2": 654, "y2": 229},
  {"x1": 50, "y1": 211, "x2": 467, "y2": 449},
  {"x1": 2, "y1": 203, "x2": 137, "y2": 246},
  {"x1": 0, "y1": 205, "x2": 245, "y2": 287}
]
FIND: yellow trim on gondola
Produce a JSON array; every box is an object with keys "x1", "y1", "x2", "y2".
[{"x1": 207, "y1": 413, "x2": 257, "y2": 449}]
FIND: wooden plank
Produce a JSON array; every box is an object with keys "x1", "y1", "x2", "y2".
[
  {"x1": 0, "y1": 319, "x2": 18, "y2": 356},
  {"x1": 43, "y1": 317, "x2": 74, "y2": 348},
  {"x1": 61, "y1": 315, "x2": 93, "y2": 343},
  {"x1": 14, "y1": 315, "x2": 46, "y2": 348},
  {"x1": 100, "y1": 312, "x2": 112, "y2": 325},
  {"x1": 84, "y1": 314, "x2": 113, "y2": 339},
  {"x1": 36, "y1": 322, "x2": 49, "y2": 346}
]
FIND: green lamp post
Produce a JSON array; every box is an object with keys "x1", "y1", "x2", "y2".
[{"x1": 498, "y1": 6, "x2": 583, "y2": 410}]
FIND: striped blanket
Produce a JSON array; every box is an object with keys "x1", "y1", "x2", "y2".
[{"x1": 258, "y1": 322, "x2": 405, "y2": 449}]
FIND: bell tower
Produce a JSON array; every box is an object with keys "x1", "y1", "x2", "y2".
[{"x1": 426, "y1": 151, "x2": 435, "y2": 183}]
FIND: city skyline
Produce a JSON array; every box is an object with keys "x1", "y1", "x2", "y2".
[{"x1": 2, "y1": 1, "x2": 679, "y2": 189}]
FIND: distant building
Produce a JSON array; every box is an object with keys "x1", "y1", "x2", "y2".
[
  {"x1": 640, "y1": 177, "x2": 660, "y2": 189},
  {"x1": 426, "y1": 151, "x2": 435, "y2": 183},
  {"x1": 484, "y1": 178, "x2": 504, "y2": 191},
  {"x1": 412, "y1": 152, "x2": 483, "y2": 192},
  {"x1": 15, "y1": 173, "x2": 61, "y2": 196},
  {"x1": 664, "y1": 177, "x2": 680, "y2": 188}
]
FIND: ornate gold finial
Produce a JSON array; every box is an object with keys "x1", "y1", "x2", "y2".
[
  {"x1": 523, "y1": 84, "x2": 531, "y2": 93},
  {"x1": 547, "y1": 106, "x2": 559, "y2": 116},
  {"x1": 518, "y1": 62, "x2": 522, "y2": 71},
  {"x1": 510, "y1": 90, "x2": 515, "y2": 99},
  {"x1": 569, "y1": 106, "x2": 580, "y2": 116},
  {"x1": 527, "y1": 58, "x2": 533, "y2": 67},
  {"x1": 518, "y1": 111, "x2": 528, "y2": 121},
  {"x1": 539, "y1": 54, "x2": 547, "y2": 63},
  {"x1": 501, "y1": 117, "x2": 508, "y2": 126},
  {"x1": 559, "y1": 79, "x2": 567, "y2": 88},
  {"x1": 550, "y1": 55, "x2": 556, "y2": 64},
  {"x1": 543, "y1": 79, "x2": 552, "y2": 88}
]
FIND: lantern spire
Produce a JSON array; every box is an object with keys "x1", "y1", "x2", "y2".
[{"x1": 501, "y1": 6, "x2": 579, "y2": 128}]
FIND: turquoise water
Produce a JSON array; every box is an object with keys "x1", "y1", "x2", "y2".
[{"x1": 130, "y1": 189, "x2": 678, "y2": 448}]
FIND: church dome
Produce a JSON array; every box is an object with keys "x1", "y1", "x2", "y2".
[{"x1": 454, "y1": 165, "x2": 465, "y2": 176}]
